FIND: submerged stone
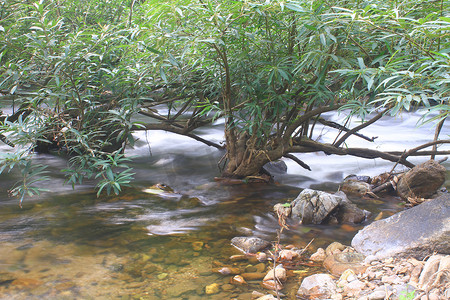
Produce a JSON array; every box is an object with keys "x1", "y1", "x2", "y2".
[{"x1": 231, "y1": 237, "x2": 272, "y2": 254}]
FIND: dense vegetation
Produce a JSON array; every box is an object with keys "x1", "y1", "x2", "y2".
[{"x1": 0, "y1": 0, "x2": 449, "y2": 203}]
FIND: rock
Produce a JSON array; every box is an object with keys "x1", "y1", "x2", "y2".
[
  {"x1": 231, "y1": 275, "x2": 247, "y2": 285},
  {"x1": 256, "y1": 252, "x2": 268, "y2": 262},
  {"x1": 263, "y1": 267, "x2": 287, "y2": 282},
  {"x1": 231, "y1": 237, "x2": 272, "y2": 254},
  {"x1": 241, "y1": 272, "x2": 266, "y2": 281},
  {"x1": 343, "y1": 279, "x2": 365, "y2": 296},
  {"x1": 215, "y1": 267, "x2": 240, "y2": 275},
  {"x1": 297, "y1": 274, "x2": 337, "y2": 299},
  {"x1": 278, "y1": 249, "x2": 299, "y2": 260},
  {"x1": 205, "y1": 283, "x2": 220, "y2": 295},
  {"x1": 310, "y1": 248, "x2": 327, "y2": 262},
  {"x1": 256, "y1": 295, "x2": 277, "y2": 300},
  {"x1": 339, "y1": 269, "x2": 357, "y2": 282},
  {"x1": 341, "y1": 179, "x2": 372, "y2": 196},
  {"x1": 351, "y1": 194, "x2": 450, "y2": 260},
  {"x1": 336, "y1": 199, "x2": 371, "y2": 224},
  {"x1": 261, "y1": 280, "x2": 283, "y2": 291},
  {"x1": 323, "y1": 252, "x2": 367, "y2": 276},
  {"x1": 367, "y1": 290, "x2": 386, "y2": 300},
  {"x1": 291, "y1": 189, "x2": 344, "y2": 224},
  {"x1": 192, "y1": 241, "x2": 203, "y2": 251},
  {"x1": 263, "y1": 160, "x2": 288, "y2": 175},
  {"x1": 397, "y1": 160, "x2": 446, "y2": 199},
  {"x1": 325, "y1": 242, "x2": 346, "y2": 256},
  {"x1": 418, "y1": 255, "x2": 443, "y2": 288},
  {"x1": 229, "y1": 254, "x2": 248, "y2": 261}
]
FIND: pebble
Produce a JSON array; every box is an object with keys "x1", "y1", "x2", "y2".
[
  {"x1": 263, "y1": 267, "x2": 286, "y2": 282},
  {"x1": 205, "y1": 283, "x2": 220, "y2": 295},
  {"x1": 310, "y1": 248, "x2": 326, "y2": 262}
]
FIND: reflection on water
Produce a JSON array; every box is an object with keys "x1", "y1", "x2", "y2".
[{"x1": 0, "y1": 110, "x2": 449, "y2": 299}]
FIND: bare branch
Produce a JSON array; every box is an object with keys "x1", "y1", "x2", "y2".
[
  {"x1": 334, "y1": 108, "x2": 388, "y2": 147},
  {"x1": 283, "y1": 153, "x2": 311, "y2": 171},
  {"x1": 132, "y1": 123, "x2": 224, "y2": 150},
  {"x1": 431, "y1": 117, "x2": 446, "y2": 160},
  {"x1": 289, "y1": 139, "x2": 415, "y2": 168},
  {"x1": 318, "y1": 118, "x2": 377, "y2": 142}
]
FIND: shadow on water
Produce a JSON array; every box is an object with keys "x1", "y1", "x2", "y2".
[{"x1": 0, "y1": 110, "x2": 449, "y2": 299}]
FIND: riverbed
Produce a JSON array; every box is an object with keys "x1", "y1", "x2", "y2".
[{"x1": 0, "y1": 110, "x2": 449, "y2": 299}]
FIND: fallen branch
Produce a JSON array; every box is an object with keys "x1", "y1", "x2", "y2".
[{"x1": 289, "y1": 139, "x2": 415, "y2": 168}]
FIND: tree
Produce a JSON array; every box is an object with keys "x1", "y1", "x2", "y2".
[{"x1": 0, "y1": 0, "x2": 449, "y2": 202}]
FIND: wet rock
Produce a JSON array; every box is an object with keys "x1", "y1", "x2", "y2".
[
  {"x1": 0, "y1": 272, "x2": 15, "y2": 285},
  {"x1": 261, "y1": 279, "x2": 283, "y2": 291},
  {"x1": 397, "y1": 160, "x2": 446, "y2": 199},
  {"x1": 256, "y1": 252, "x2": 268, "y2": 262},
  {"x1": 341, "y1": 179, "x2": 372, "y2": 196},
  {"x1": 11, "y1": 278, "x2": 43, "y2": 289},
  {"x1": 323, "y1": 252, "x2": 367, "y2": 276},
  {"x1": 278, "y1": 249, "x2": 299, "y2": 260},
  {"x1": 205, "y1": 283, "x2": 220, "y2": 295},
  {"x1": 241, "y1": 272, "x2": 266, "y2": 281},
  {"x1": 310, "y1": 248, "x2": 326, "y2": 262},
  {"x1": 192, "y1": 241, "x2": 204, "y2": 251},
  {"x1": 263, "y1": 160, "x2": 288, "y2": 175},
  {"x1": 336, "y1": 199, "x2": 371, "y2": 224},
  {"x1": 291, "y1": 189, "x2": 344, "y2": 224},
  {"x1": 297, "y1": 273, "x2": 337, "y2": 299},
  {"x1": 231, "y1": 275, "x2": 247, "y2": 285},
  {"x1": 325, "y1": 242, "x2": 346, "y2": 257},
  {"x1": 351, "y1": 194, "x2": 450, "y2": 260},
  {"x1": 215, "y1": 267, "x2": 240, "y2": 275},
  {"x1": 231, "y1": 237, "x2": 272, "y2": 254},
  {"x1": 263, "y1": 267, "x2": 287, "y2": 282},
  {"x1": 229, "y1": 254, "x2": 248, "y2": 262}
]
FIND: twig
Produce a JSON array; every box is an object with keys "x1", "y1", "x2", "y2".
[
  {"x1": 283, "y1": 154, "x2": 311, "y2": 171},
  {"x1": 431, "y1": 117, "x2": 446, "y2": 160},
  {"x1": 299, "y1": 238, "x2": 315, "y2": 256},
  {"x1": 334, "y1": 108, "x2": 388, "y2": 147}
]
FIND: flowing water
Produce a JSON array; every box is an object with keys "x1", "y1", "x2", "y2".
[{"x1": 0, "y1": 109, "x2": 449, "y2": 299}]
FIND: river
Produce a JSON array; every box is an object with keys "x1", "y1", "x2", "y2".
[{"x1": 0, "y1": 109, "x2": 449, "y2": 299}]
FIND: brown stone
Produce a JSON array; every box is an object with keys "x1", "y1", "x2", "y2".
[
  {"x1": 397, "y1": 160, "x2": 446, "y2": 199},
  {"x1": 241, "y1": 272, "x2": 266, "y2": 281},
  {"x1": 323, "y1": 252, "x2": 367, "y2": 276}
]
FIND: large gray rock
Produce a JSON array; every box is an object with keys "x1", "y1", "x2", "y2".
[
  {"x1": 352, "y1": 194, "x2": 450, "y2": 260},
  {"x1": 291, "y1": 189, "x2": 368, "y2": 225},
  {"x1": 397, "y1": 160, "x2": 446, "y2": 200},
  {"x1": 291, "y1": 189, "x2": 344, "y2": 224}
]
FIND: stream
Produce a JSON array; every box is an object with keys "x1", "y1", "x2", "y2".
[{"x1": 0, "y1": 109, "x2": 449, "y2": 299}]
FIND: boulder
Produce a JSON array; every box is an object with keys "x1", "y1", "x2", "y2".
[
  {"x1": 397, "y1": 160, "x2": 446, "y2": 200},
  {"x1": 351, "y1": 194, "x2": 450, "y2": 260},
  {"x1": 290, "y1": 189, "x2": 368, "y2": 225},
  {"x1": 231, "y1": 237, "x2": 272, "y2": 254},
  {"x1": 336, "y1": 199, "x2": 371, "y2": 224},
  {"x1": 291, "y1": 189, "x2": 344, "y2": 224}
]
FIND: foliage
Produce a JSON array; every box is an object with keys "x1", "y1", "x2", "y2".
[{"x1": 0, "y1": 0, "x2": 449, "y2": 202}]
